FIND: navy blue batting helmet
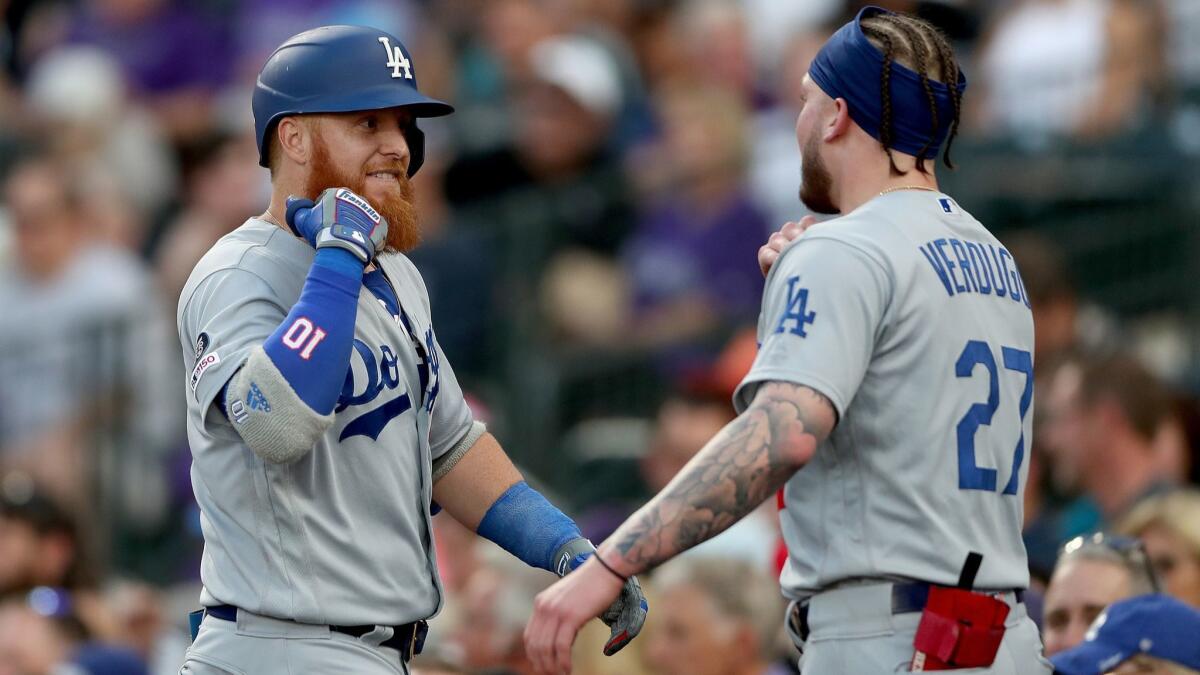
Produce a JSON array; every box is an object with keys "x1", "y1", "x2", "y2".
[{"x1": 253, "y1": 25, "x2": 453, "y2": 177}]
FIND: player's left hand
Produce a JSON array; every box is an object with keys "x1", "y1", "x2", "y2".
[
  {"x1": 759, "y1": 215, "x2": 818, "y2": 276},
  {"x1": 525, "y1": 554, "x2": 646, "y2": 675}
]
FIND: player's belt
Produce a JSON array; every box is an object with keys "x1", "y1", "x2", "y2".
[
  {"x1": 206, "y1": 604, "x2": 428, "y2": 661},
  {"x1": 787, "y1": 582, "x2": 1024, "y2": 643}
]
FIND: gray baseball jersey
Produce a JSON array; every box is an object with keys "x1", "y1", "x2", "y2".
[
  {"x1": 177, "y1": 218, "x2": 473, "y2": 626},
  {"x1": 735, "y1": 190, "x2": 1034, "y2": 598}
]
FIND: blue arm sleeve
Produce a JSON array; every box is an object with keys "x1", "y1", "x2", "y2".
[
  {"x1": 260, "y1": 248, "x2": 364, "y2": 414},
  {"x1": 476, "y1": 481, "x2": 583, "y2": 572}
]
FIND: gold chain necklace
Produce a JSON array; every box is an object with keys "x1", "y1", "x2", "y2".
[
  {"x1": 260, "y1": 210, "x2": 283, "y2": 227},
  {"x1": 878, "y1": 185, "x2": 939, "y2": 196}
]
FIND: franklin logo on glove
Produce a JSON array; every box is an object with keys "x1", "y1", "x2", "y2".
[{"x1": 336, "y1": 188, "x2": 381, "y2": 224}]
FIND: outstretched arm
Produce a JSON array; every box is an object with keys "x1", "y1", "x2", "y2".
[
  {"x1": 524, "y1": 380, "x2": 836, "y2": 675},
  {"x1": 433, "y1": 431, "x2": 648, "y2": 657},
  {"x1": 601, "y1": 380, "x2": 835, "y2": 575}
]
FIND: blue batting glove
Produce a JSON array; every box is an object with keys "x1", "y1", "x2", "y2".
[{"x1": 285, "y1": 187, "x2": 389, "y2": 263}]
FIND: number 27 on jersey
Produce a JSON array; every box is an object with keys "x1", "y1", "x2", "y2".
[{"x1": 954, "y1": 340, "x2": 1033, "y2": 495}]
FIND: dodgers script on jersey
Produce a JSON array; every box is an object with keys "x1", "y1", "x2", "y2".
[
  {"x1": 735, "y1": 191, "x2": 1035, "y2": 599},
  {"x1": 177, "y1": 218, "x2": 474, "y2": 626}
]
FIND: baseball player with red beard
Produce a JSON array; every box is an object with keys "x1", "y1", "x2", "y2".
[{"x1": 177, "y1": 26, "x2": 645, "y2": 675}]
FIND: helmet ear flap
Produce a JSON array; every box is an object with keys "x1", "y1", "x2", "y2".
[{"x1": 405, "y1": 124, "x2": 425, "y2": 178}]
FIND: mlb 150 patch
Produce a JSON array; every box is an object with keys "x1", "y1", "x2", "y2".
[{"x1": 191, "y1": 351, "x2": 221, "y2": 392}]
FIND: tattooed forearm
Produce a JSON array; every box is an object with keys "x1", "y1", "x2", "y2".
[{"x1": 602, "y1": 382, "x2": 836, "y2": 574}]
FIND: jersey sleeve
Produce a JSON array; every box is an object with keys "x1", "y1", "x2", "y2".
[
  {"x1": 180, "y1": 268, "x2": 289, "y2": 420},
  {"x1": 734, "y1": 235, "x2": 891, "y2": 419}
]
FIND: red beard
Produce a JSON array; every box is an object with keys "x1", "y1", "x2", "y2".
[{"x1": 304, "y1": 139, "x2": 421, "y2": 254}]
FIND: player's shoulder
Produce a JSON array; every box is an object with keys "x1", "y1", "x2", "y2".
[
  {"x1": 786, "y1": 192, "x2": 992, "y2": 273},
  {"x1": 179, "y1": 219, "x2": 310, "y2": 312},
  {"x1": 773, "y1": 210, "x2": 894, "y2": 283}
]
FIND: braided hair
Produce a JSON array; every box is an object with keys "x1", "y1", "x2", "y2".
[{"x1": 860, "y1": 13, "x2": 962, "y2": 174}]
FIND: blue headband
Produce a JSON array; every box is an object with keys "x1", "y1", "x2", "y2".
[{"x1": 809, "y1": 6, "x2": 966, "y2": 159}]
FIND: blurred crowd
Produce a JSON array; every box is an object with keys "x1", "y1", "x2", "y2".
[{"x1": 0, "y1": 0, "x2": 1199, "y2": 673}]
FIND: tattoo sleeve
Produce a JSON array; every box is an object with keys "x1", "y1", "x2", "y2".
[{"x1": 603, "y1": 382, "x2": 835, "y2": 574}]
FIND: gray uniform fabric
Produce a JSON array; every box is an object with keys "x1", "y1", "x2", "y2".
[
  {"x1": 736, "y1": 191, "x2": 1035, "y2": 598},
  {"x1": 183, "y1": 610, "x2": 410, "y2": 675},
  {"x1": 177, "y1": 218, "x2": 474, "y2": 628}
]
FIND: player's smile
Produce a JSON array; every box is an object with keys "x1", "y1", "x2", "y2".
[{"x1": 366, "y1": 170, "x2": 402, "y2": 195}]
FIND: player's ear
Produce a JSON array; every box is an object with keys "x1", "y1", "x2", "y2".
[
  {"x1": 823, "y1": 97, "x2": 852, "y2": 142},
  {"x1": 277, "y1": 116, "x2": 312, "y2": 166}
]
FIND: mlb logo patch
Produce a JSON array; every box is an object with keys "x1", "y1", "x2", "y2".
[
  {"x1": 194, "y1": 332, "x2": 210, "y2": 362},
  {"x1": 938, "y1": 198, "x2": 956, "y2": 214}
]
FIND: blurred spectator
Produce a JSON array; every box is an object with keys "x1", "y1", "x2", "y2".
[
  {"x1": 0, "y1": 589, "x2": 147, "y2": 675},
  {"x1": 446, "y1": 34, "x2": 632, "y2": 258},
  {"x1": 749, "y1": 29, "x2": 827, "y2": 231},
  {"x1": 24, "y1": 46, "x2": 177, "y2": 234},
  {"x1": 407, "y1": 147, "x2": 495, "y2": 379},
  {"x1": 1004, "y1": 233, "x2": 1117, "y2": 364},
  {"x1": 569, "y1": 616, "x2": 653, "y2": 675},
  {"x1": 152, "y1": 130, "x2": 263, "y2": 305},
  {"x1": 742, "y1": 0, "x2": 840, "y2": 80},
  {"x1": 644, "y1": 557, "x2": 790, "y2": 675},
  {"x1": 640, "y1": 394, "x2": 736, "y2": 502},
  {"x1": 0, "y1": 475, "x2": 95, "y2": 596},
  {"x1": 1177, "y1": 396, "x2": 1200, "y2": 486},
  {"x1": 449, "y1": 0, "x2": 569, "y2": 154},
  {"x1": 575, "y1": 387, "x2": 778, "y2": 570},
  {"x1": 1042, "y1": 533, "x2": 1159, "y2": 656},
  {"x1": 0, "y1": 474, "x2": 123, "y2": 646},
  {"x1": 1039, "y1": 353, "x2": 1181, "y2": 525},
  {"x1": 1118, "y1": 490, "x2": 1200, "y2": 608},
  {"x1": 622, "y1": 1, "x2": 687, "y2": 94},
  {"x1": 543, "y1": 80, "x2": 768, "y2": 351},
  {"x1": 65, "y1": 0, "x2": 233, "y2": 140},
  {"x1": 1050, "y1": 594, "x2": 1200, "y2": 675},
  {"x1": 974, "y1": 0, "x2": 1164, "y2": 141},
  {"x1": 102, "y1": 580, "x2": 189, "y2": 675},
  {"x1": 449, "y1": 545, "x2": 552, "y2": 674},
  {"x1": 669, "y1": 0, "x2": 761, "y2": 107},
  {"x1": 0, "y1": 154, "x2": 179, "y2": 514},
  {"x1": 616, "y1": 84, "x2": 768, "y2": 355}
]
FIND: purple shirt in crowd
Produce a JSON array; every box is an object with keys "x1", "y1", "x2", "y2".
[
  {"x1": 69, "y1": 2, "x2": 232, "y2": 94},
  {"x1": 623, "y1": 190, "x2": 770, "y2": 322}
]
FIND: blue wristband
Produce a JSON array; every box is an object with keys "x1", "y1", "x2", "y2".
[{"x1": 477, "y1": 481, "x2": 582, "y2": 573}]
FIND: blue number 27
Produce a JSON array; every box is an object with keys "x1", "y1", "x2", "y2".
[{"x1": 955, "y1": 340, "x2": 1033, "y2": 495}]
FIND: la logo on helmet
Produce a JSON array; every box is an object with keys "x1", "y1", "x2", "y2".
[{"x1": 377, "y1": 37, "x2": 413, "y2": 80}]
